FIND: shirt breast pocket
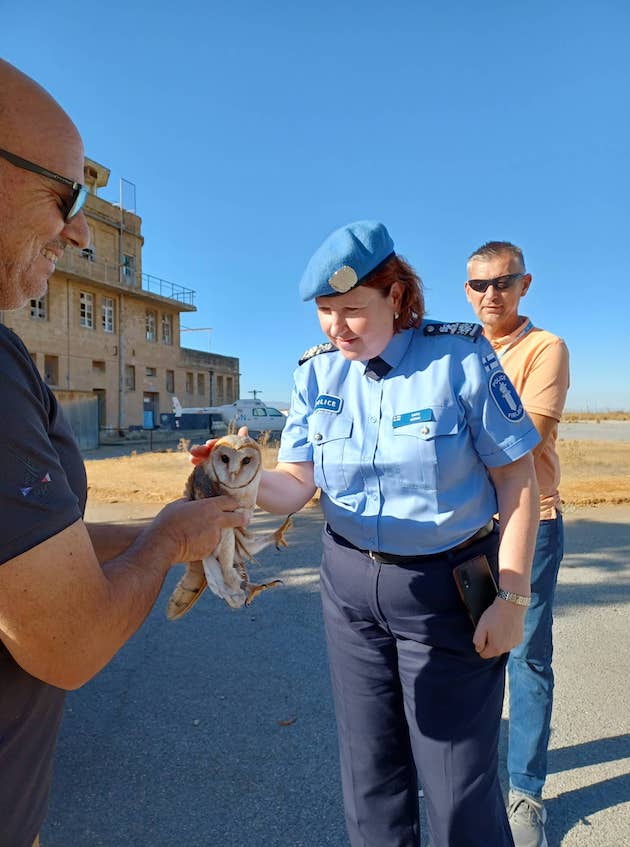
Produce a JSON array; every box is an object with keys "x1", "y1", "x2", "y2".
[
  {"x1": 391, "y1": 404, "x2": 460, "y2": 492},
  {"x1": 308, "y1": 413, "x2": 353, "y2": 493}
]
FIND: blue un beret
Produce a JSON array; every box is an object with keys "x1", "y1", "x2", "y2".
[{"x1": 299, "y1": 220, "x2": 395, "y2": 301}]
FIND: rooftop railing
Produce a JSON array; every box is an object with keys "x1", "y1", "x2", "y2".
[
  {"x1": 56, "y1": 250, "x2": 196, "y2": 306},
  {"x1": 141, "y1": 273, "x2": 195, "y2": 305}
]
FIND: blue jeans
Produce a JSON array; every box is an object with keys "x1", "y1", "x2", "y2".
[{"x1": 508, "y1": 514, "x2": 564, "y2": 799}]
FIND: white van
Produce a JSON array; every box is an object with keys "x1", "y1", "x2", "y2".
[
  {"x1": 217, "y1": 399, "x2": 287, "y2": 438},
  {"x1": 172, "y1": 397, "x2": 287, "y2": 439}
]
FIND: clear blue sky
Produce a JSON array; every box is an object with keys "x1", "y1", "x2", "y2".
[{"x1": 5, "y1": 1, "x2": 630, "y2": 410}]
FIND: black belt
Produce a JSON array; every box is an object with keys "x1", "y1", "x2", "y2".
[{"x1": 325, "y1": 519, "x2": 495, "y2": 565}]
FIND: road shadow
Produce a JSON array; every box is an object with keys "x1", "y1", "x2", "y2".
[
  {"x1": 544, "y1": 735, "x2": 630, "y2": 846},
  {"x1": 553, "y1": 515, "x2": 630, "y2": 611},
  {"x1": 41, "y1": 509, "x2": 629, "y2": 846},
  {"x1": 42, "y1": 510, "x2": 348, "y2": 847}
]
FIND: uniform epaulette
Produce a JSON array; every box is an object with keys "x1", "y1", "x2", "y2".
[
  {"x1": 298, "y1": 342, "x2": 338, "y2": 365},
  {"x1": 423, "y1": 322, "x2": 482, "y2": 341}
]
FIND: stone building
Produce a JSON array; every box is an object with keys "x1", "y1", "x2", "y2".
[{"x1": 3, "y1": 158, "x2": 239, "y2": 442}]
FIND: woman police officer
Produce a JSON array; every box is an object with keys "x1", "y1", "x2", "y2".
[{"x1": 195, "y1": 220, "x2": 540, "y2": 846}]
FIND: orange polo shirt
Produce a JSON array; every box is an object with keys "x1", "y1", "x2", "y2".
[{"x1": 486, "y1": 318, "x2": 570, "y2": 519}]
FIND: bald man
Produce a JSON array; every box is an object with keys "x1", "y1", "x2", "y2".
[{"x1": 0, "y1": 61, "x2": 247, "y2": 847}]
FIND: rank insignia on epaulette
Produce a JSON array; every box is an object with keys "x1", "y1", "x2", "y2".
[
  {"x1": 423, "y1": 322, "x2": 482, "y2": 340},
  {"x1": 298, "y1": 342, "x2": 338, "y2": 365}
]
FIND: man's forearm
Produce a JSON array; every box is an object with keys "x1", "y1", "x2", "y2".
[{"x1": 86, "y1": 521, "x2": 151, "y2": 564}]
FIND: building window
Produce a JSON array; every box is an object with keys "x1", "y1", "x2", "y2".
[
  {"x1": 125, "y1": 364, "x2": 136, "y2": 391},
  {"x1": 197, "y1": 373, "x2": 205, "y2": 396},
  {"x1": 102, "y1": 297, "x2": 115, "y2": 333},
  {"x1": 92, "y1": 360, "x2": 106, "y2": 374},
  {"x1": 44, "y1": 355, "x2": 59, "y2": 386},
  {"x1": 30, "y1": 296, "x2": 48, "y2": 320},
  {"x1": 80, "y1": 291, "x2": 94, "y2": 328},
  {"x1": 166, "y1": 370, "x2": 175, "y2": 393},
  {"x1": 122, "y1": 253, "x2": 136, "y2": 282},
  {"x1": 82, "y1": 245, "x2": 96, "y2": 261},
  {"x1": 145, "y1": 366, "x2": 157, "y2": 378},
  {"x1": 145, "y1": 310, "x2": 157, "y2": 342},
  {"x1": 226, "y1": 376, "x2": 233, "y2": 402},
  {"x1": 185, "y1": 371, "x2": 194, "y2": 394},
  {"x1": 216, "y1": 374, "x2": 224, "y2": 404},
  {"x1": 162, "y1": 313, "x2": 173, "y2": 345}
]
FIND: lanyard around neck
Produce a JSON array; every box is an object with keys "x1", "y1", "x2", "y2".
[{"x1": 494, "y1": 319, "x2": 533, "y2": 361}]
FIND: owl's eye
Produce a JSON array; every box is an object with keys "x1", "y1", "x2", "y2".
[
  {"x1": 220, "y1": 454, "x2": 230, "y2": 464},
  {"x1": 242, "y1": 457, "x2": 251, "y2": 465}
]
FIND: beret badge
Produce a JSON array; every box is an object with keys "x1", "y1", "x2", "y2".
[{"x1": 328, "y1": 266, "x2": 358, "y2": 293}]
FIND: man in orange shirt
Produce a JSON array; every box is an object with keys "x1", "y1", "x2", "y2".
[{"x1": 465, "y1": 242, "x2": 570, "y2": 847}]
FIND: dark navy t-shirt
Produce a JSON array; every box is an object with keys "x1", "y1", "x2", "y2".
[{"x1": 0, "y1": 324, "x2": 87, "y2": 847}]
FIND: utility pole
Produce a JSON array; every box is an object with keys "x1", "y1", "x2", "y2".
[{"x1": 249, "y1": 389, "x2": 262, "y2": 400}]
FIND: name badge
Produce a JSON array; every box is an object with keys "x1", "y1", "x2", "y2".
[
  {"x1": 489, "y1": 372, "x2": 524, "y2": 422},
  {"x1": 392, "y1": 408, "x2": 434, "y2": 428},
  {"x1": 315, "y1": 394, "x2": 343, "y2": 413}
]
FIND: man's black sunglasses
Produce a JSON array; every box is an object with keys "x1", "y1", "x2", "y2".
[
  {"x1": 0, "y1": 147, "x2": 88, "y2": 222},
  {"x1": 467, "y1": 273, "x2": 525, "y2": 293}
]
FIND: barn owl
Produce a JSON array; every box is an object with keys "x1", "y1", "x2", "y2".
[{"x1": 166, "y1": 434, "x2": 292, "y2": 619}]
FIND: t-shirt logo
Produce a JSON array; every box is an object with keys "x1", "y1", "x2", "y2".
[
  {"x1": 489, "y1": 371, "x2": 524, "y2": 422},
  {"x1": 315, "y1": 394, "x2": 343, "y2": 413}
]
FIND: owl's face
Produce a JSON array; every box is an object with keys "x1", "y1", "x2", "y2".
[{"x1": 209, "y1": 435, "x2": 262, "y2": 492}]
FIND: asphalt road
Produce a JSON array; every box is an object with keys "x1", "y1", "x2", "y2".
[
  {"x1": 558, "y1": 420, "x2": 630, "y2": 442},
  {"x1": 41, "y1": 504, "x2": 630, "y2": 847}
]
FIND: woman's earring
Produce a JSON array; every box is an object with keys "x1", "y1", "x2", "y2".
[{"x1": 394, "y1": 312, "x2": 400, "y2": 320}]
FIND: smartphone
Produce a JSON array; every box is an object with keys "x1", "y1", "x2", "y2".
[{"x1": 452, "y1": 554, "x2": 498, "y2": 627}]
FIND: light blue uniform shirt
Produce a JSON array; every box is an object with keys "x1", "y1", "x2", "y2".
[{"x1": 279, "y1": 322, "x2": 541, "y2": 555}]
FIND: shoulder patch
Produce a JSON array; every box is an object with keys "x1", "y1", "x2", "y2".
[
  {"x1": 298, "y1": 342, "x2": 338, "y2": 365},
  {"x1": 488, "y1": 371, "x2": 525, "y2": 422},
  {"x1": 424, "y1": 322, "x2": 482, "y2": 341}
]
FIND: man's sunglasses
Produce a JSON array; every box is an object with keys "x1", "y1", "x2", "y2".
[
  {"x1": 467, "y1": 273, "x2": 525, "y2": 293},
  {"x1": 0, "y1": 147, "x2": 88, "y2": 222}
]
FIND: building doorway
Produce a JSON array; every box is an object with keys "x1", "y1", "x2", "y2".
[
  {"x1": 143, "y1": 392, "x2": 159, "y2": 429},
  {"x1": 93, "y1": 388, "x2": 106, "y2": 428}
]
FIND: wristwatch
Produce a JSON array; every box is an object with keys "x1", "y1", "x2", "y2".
[{"x1": 497, "y1": 588, "x2": 531, "y2": 607}]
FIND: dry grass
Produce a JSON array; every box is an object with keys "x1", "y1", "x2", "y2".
[
  {"x1": 84, "y1": 438, "x2": 630, "y2": 509},
  {"x1": 558, "y1": 440, "x2": 630, "y2": 506},
  {"x1": 84, "y1": 441, "x2": 285, "y2": 505},
  {"x1": 562, "y1": 411, "x2": 630, "y2": 422}
]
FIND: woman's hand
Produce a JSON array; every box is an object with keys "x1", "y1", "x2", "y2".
[
  {"x1": 473, "y1": 597, "x2": 527, "y2": 659},
  {"x1": 189, "y1": 439, "x2": 217, "y2": 467},
  {"x1": 189, "y1": 427, "x2": 249, "y2": 466}
]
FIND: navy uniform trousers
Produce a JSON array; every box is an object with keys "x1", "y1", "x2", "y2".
[{"x1": 320, "y1": 525, "x2": 514, "y2": 847}]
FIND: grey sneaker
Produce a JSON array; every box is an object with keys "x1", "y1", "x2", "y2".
[{"x1": 507, "y1": 792, "x2": 548, "y2": 847}]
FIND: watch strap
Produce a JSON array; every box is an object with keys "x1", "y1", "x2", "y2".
[{"x1": 497, "y1": 588, "x2": 531, "y2": 607}]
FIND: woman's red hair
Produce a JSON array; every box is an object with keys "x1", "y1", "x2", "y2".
[{"x1": 363, "y1": 254, "x2": 424, "y2": 333}]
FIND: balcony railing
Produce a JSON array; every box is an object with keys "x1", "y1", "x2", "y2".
[
  {"x1": 141, "y1": 273, "x2": 195, "y2": 305},
  {"x1": 56, "y1": 250, "x2": 196, "y2": 306}
]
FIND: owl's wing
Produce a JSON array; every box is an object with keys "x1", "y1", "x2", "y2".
[{"x1": 186, "y1": 463, "x2": 223, "y2": 501}]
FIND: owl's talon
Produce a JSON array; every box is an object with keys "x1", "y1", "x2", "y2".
[
  {"x1": 244, "y1": 579, "x2": 284, "y2": 606},
  {"x1": 273, "y1": 514, "x2": 293, "y2": 549}
]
